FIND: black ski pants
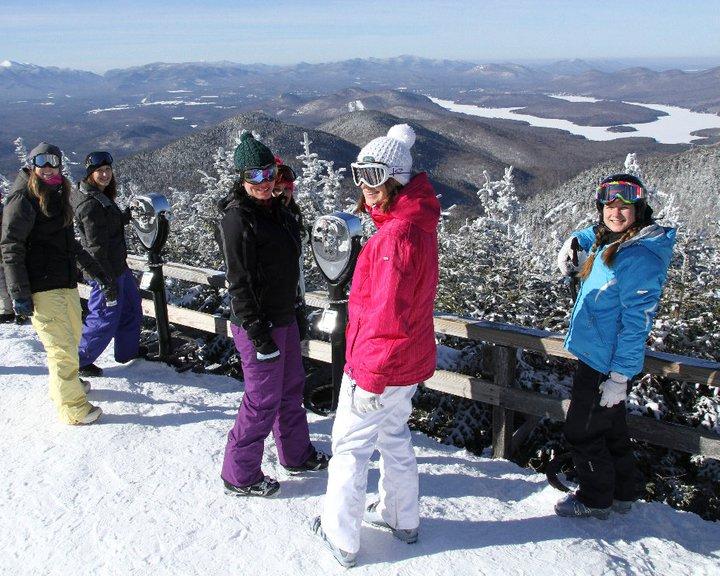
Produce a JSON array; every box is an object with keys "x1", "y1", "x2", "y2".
[{"x1": 563, "y1": 361, "x2": 639, "y2": 509}]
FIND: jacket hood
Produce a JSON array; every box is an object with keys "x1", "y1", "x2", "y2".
[
  {"x1": 618, "y1": 223, "x2": 676, "y2": 268},
  {"x1": 10, "y1": 168, "x2": 30, "y2": 195},
  {"x1": 370, "y1": 172, "x2": 440, "y2": 234},
  {"x1": 28, "y1": 142, "x2": 62, "y2": 161}
]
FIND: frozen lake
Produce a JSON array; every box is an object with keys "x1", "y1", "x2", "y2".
[{"x1": 430, "y1": 95, "x2": 720, "y2": 144}]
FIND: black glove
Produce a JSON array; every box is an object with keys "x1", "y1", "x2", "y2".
[
  {"x1": 295, "y1": 301, "x2": 309, "y2": 341},
  {"x1": 121, "y1": 207, "x2": 133, "y2": 225},
  {"x1": 99, "y1": 282, "x2": 118, "y2": 307},
  {"x1": 243, "y1": 318, "x2": 280, "y2": 362}
]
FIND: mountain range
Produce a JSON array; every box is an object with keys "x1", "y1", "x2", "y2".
[
  {"x1": 1, "y1": 56, "x2": 718, "y2": 211},
  {"x1": 2, "y1": 56, "x2": 720, "y2": 112},
  {"x1": 110, "y1": 91, "x2": 686, "y2": 211}
]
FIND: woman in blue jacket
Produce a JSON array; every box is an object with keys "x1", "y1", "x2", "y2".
[{"x1": 556, "y1": 173, "x2": 675, "y2": 519}]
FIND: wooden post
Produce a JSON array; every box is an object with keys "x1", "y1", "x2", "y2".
[{"x1": 492, "y1": 345, "x2": 517, "y2": 459}]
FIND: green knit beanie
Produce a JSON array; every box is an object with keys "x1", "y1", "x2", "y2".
[{"x1": 233, "y1": 132, "x2": 275, "y2": 172}]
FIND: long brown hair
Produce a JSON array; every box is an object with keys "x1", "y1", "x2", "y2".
[
  {"x1": 354, "y1": 178, "x2": 403, "y2": 214},
  {"x1": 85, "y1": 172, "x2": 117, "y2": 201},
  {"x1": 578, "y1": 223, "x2": 643, "y2": 280},
  {"x1": 27, "y1": 170, "x2": 74, "y2": 226}
]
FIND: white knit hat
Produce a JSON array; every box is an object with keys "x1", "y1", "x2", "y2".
[{"x1": 356, "y1": 124, "x2": 416, "y2": 185}]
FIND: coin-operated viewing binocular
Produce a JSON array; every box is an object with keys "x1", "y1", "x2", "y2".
[
  {"x1": 307, "y1": 212, "x2": 363, "y2": 412},
  {"x1": 129, "y1": 194, "x2": 172, "y2": 359}
]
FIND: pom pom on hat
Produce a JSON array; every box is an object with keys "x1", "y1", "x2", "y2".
[
  {"x1": 386, "y1": 124, "x2": 416, "y2": 149},
  {"x1": 356, "y1": 124, "x2": 416, "y2": 186}
]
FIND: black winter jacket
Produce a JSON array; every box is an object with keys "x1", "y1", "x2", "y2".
[
  {"x1": 218, "y1": 191, "x2": 301, "y2": 329},
  {"x1": 0, "y1": 169, "x2": 108, "y2": 299},
  {"x1": 71, "y1": 180, "x2": 131, "y2": 282}
]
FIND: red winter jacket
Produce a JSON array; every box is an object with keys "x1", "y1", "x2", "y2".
[{"x1": 344, "y1": 172, "x2": 440, "y2": 394}]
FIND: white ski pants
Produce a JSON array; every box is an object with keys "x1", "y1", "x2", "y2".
[{"x1": 321, "y1": 374, "x2": 419, "y2": 554}]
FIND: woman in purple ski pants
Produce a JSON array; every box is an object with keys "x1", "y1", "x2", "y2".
[
  {"x1": 217, "y1": 133, "x2": 329, "y2": 498},
  {"x1": 71, "y1": 151, "x2": 142, "y2": 377}
]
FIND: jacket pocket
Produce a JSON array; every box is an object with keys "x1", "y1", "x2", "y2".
[{"x1": 588, "y1": 313, "x2": 609, "y2": 348}]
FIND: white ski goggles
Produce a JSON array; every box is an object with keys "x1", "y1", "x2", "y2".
[{"x1": 350, "y1": 162, "x2": 394, "y2": 188}]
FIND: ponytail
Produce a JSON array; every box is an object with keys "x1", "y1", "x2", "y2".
[{"x1": 578, "y1": 224, "x2": 643, "y2": 280}]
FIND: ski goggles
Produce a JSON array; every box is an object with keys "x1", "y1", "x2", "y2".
[
  {"x1": 32, "y1": 153, "x2": 61, "y2": 168},
  {"x1": 351, "y1": 162, "x2": 394, "y2": 188},
  {"x1": 596, "y1": 181, "x2": 646, "y2": 204},
  {"x1": 85, "y1": 151, "x2": 114, "y2": 169},
  {"x1": 242, "y1": 164, "x2": 277, "y2": 184}
]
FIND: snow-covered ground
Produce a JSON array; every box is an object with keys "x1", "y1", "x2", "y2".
[
  {"x1": 430, "y1": 96, "x2": 720, "y2": 144},
  {"x1": 1, "y1": 322, "x2": 718, "y2": 576}
]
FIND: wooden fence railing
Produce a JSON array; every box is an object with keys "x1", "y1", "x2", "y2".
[{"x1": 80, "y1": 254, "x2": 720, "y2": 460}]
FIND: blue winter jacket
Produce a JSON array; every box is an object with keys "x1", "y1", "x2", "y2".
[{"x1": 564, "y1": 224, "x2": 676, "y2": 379}]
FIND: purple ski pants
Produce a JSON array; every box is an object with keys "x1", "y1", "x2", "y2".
[
  {"x1": 221, "y1": 320, "x2": 313, "y2": 487},
  {"x1": 79, "y1": 268, "x2": 142, "y2": 367}
]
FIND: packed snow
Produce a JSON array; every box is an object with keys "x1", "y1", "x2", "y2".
[
  {"x1": 1, "y1": 321, "x2": 718, "y2": 576},
  {"x1": 430, "y1": 96, "x2": 720, "y2": 144}
]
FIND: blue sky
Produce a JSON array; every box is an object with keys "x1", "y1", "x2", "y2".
[{"x1": 1, "y1": 0, "x2": 719, "y2": 72}]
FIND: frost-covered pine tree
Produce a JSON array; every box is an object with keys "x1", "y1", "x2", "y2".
[
  {"x1": 60, "y1": 150, "x2": 75, "y2": 182},
  {"x1": 318, "y1": 159, "x2": 346, "y2": 214},
  {"x1": 475, "y1": 166, "x2": 520, "y2": 238},
  {"x1": 294, "y1": 132, "x2": 348, "y2": 223},
  {"x1": 623, "y1": 152, "x2": 645, "y2": 183},
  {"x1": 0, "y1": 171, "x2": 10, "y2": 214},
  {"x1": 13, "y1": 137, "x2": 27, "y2": 168}
]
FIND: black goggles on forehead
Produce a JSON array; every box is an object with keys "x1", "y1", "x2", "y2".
[
  {"x1": 32, "y1": 153, "x2": 61, "y2": 168},
  {"x1": 350, "y1": 162, "x2": 390, "y2": 188},
  {"x1": 85, "y1": 151, "x2": 113, "y2": 168},
  {"x1": 242, "y1": 164, "x2": 277, "y2": 184}
]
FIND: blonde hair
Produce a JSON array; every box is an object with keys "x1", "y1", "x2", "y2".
[{"x1": 27, "y1": 170, "x2": 74, "y2": 226}]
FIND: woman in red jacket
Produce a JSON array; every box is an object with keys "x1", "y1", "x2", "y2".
[{"x1": 312, "y1": 124, "x2": 440, "y2": 568}]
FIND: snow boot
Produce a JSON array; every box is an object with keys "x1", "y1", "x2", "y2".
[
  {"x1": 76, "y1": 404, "x2": 102, "y2": 425},
  {"x1": 0, "y1": 313, "x2": 15, "y2": 323},
  {"x1": 223, "y1": 475, "x2": 280, "y2": 498},
  {"x1": 364, "y1": 501, "x2": 419, "y2": 543},
  {"x1": 612, "y1": 499, "x2": 633, "y2": 514},
  {"x1": 310, "y1": 516, "x2": 357, "y2": 568},
  {"x1": 79, "y1": 363, "x2": 103, "y2": 377},
  {"x1": 282, "y1": 449, "x2": 331, "y2": 474},
  {"x1": 554, "y1": 493, "x2": 610, "y2": 520},
  {"x1": 80, "y1": 378, "x2": 91, "y2": 394}
]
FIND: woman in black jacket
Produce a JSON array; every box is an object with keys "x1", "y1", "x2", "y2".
[
  {"x1": 0, "y1": 142, "x2": 114, "y2": 424},
  {"x1": 71, "y1": 151, "x2": 142, "y2": 377},
  {"x1": 218, "y1": 133, "x2": 328, "y2": 498}
]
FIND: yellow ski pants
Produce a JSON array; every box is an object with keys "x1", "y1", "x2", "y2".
[{"x1": 30, "y1": 288, "x2": 93, "y2": 424}]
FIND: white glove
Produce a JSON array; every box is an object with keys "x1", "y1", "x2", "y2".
[
  {"x1": 352, "y1": 387, "x2": 383, "y2": 414},
  {"x1": 557, "y1": 236, "x2": 587, "y2": 277},
  {"x1": 599, "y1": 372, "x2": 628, "y2": 408}
]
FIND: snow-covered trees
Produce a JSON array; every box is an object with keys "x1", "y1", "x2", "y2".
[
  {"x1": 13, "y1": 137, "x2": 27, "y2": 168},
  {"x1": 294, "y1": 132, "x2": 348, "y2": 223}
]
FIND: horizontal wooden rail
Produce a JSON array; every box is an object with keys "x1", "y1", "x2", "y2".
[
  {"x1": 123, "y1": 254, "x2": 720, "y2": 386},
  {"x1": 127, "y1": 254, "x2": 226, "y2": 288},
  {"x1": 106, "y1": 257, "x2": 720, "y2": 459},
  {"x1": 300, "y1": 340, "x2": 720, "y2": 459}
]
